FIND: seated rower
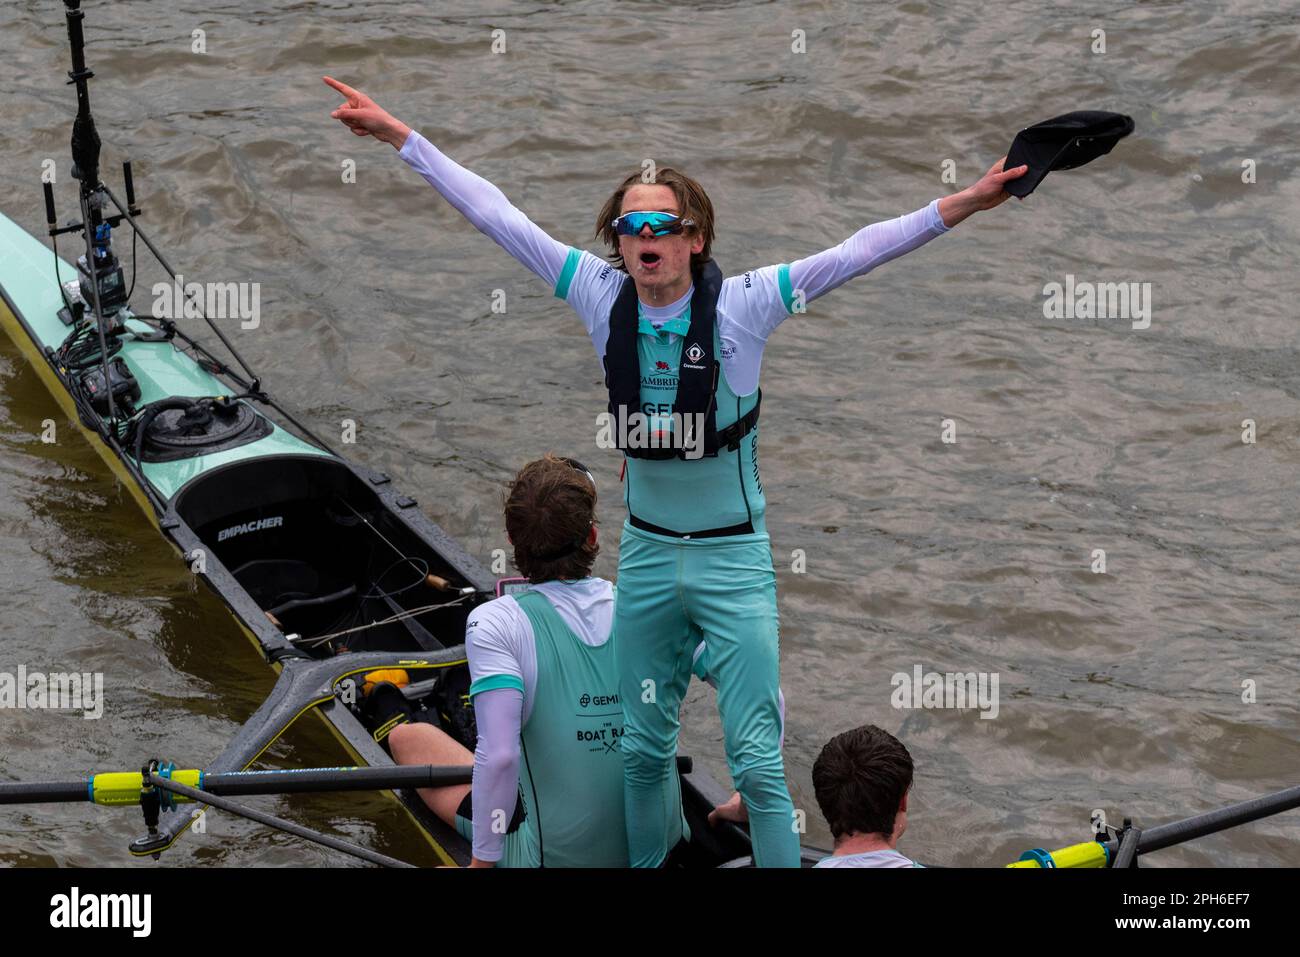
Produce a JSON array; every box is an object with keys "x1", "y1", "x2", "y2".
[
  {"x1": 374, "y1": 453, "x2": 688, "y2": 867},
  {"x1": 811, "y1": 725, "x2": 922, "y2": 868},
  {"x1": 383, "y1": 454, "x2": 630, "y2": 866}
]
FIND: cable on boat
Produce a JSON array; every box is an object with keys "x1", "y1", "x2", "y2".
[
  {"x1": 292, "y1": 497, "x2": 460, "y2": 648},
  {"x1": 332, "y1": 498, "x2": 475, "y2": 598},
  {"x1": 76, "y1": 189, "x2": 120, "y2": 423},
  {"x1": 50, "y1": 173, "x2": 341, "y2": 457},
  {"x1": 335, "y1": 498, "x2": 416, "y2": 564},
  {"x1": 57, "y1": 317, "x2": 123, "y2": 371},
  {"x1": 291, "y1": 594, "x2": 473, "y2": 648},
  {"x1": 363, "y1": 555, "x2": 433, "y2": 601},
  {"x1": 122, "y1": 391, "x2": 262, "y2": 464}
]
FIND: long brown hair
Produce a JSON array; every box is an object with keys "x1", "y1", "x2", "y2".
[
  {"x1": 503, "y1": 453, "x2": 598, "y2": 583},
  {"x1": 594, "y1": 166, "x2": 716, "y2": 273}
]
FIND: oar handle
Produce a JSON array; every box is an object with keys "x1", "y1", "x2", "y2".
[{"x1": 426, "y1": 574, "x2": 476, "y2": 596}]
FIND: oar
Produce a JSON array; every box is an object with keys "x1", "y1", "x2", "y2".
[
  {"x1": 0, "y1": 763, "x2": 473, "y2": 806},
  {"x1": 1008, "y1": 782, "x2": 1300, "y2": 867},
  {"x1": 1138, "y1": 782, "x2": 1300, "y2": 853}
]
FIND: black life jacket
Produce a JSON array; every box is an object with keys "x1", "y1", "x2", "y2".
[{"x1": 601, "y1": 259, "x2": 760, "y2": 460}]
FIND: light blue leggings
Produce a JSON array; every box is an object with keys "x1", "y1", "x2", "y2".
[{"x1": 616, "y1": 522, "x2": 799, "y2": 867}]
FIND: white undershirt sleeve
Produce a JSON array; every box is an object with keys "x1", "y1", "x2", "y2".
[
  {"x1": 398, "y1": 130, "x2": 570, "y2": 287},
  {"x1": 714, "y1": 200, "x2": 950, "y2": 393},
  {"x1": 468, "y1": 687, "x2": 524, "y2": 863},
  {"x1": 787, "y1": 199, "x2": 950, "y2": 306},
  {"x1": 721, "y1": 199, "x2": 952, "y2": 347},
  {"x1": 464, "y1": 597, "x2": 535, "y2": 862}
]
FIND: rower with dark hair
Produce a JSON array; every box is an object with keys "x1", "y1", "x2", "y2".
[
  {"x1": 812, "y1": 724, "x2": 922, "y2": 868},
  {"x1": 381, "y1": 453, "x2": 630, "y2": 866},
  {"x1": 381, "y1": 454, "x2": 767, "y2": 866}
]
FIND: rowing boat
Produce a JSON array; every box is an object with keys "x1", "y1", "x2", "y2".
[{"x1": 0, "y1": 0, "x2": 817, "y2": 867}]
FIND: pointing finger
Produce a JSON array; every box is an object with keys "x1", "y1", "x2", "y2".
[{"x1": 322, "y1": 75, "x2": 362, "y2": 100}]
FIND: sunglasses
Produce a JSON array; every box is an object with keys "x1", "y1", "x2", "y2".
[
  {"x1": 610, "y1": 210, "x2": 696, "y2": 237},
  {"x1": 558, "y1": 456, "x2": 596, "y2": 490}
]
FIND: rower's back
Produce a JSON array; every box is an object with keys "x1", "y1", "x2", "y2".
[
  {"x1": 469, "y1": 453, "x2": 685, "y2": 866},
  {"x1": 511, "y1": 584, "x2": 627, "y2": 867}
]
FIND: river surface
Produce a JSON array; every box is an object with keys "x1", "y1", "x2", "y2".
[{"x1": 1, "y1": 0, "x2": 1298, "y2": 867}]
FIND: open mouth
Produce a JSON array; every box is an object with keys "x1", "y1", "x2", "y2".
[{"x1": 638, "y1": 251, "x2": 662, "y2": 270}]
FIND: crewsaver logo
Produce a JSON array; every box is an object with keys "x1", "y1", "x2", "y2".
[{"x1": 685, "y1": 342, "x2": 705, "y2": 364}]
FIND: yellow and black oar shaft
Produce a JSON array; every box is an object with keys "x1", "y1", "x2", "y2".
[
  {"x1": 1009, "y1": 782, "x2": 1300, "y2": 867},
  {"x1": 0, "y1": 763, "x2": 473, "y2": 807}
]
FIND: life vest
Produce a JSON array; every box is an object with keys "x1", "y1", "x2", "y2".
[{"x1": 601, "y1": 259, "x2": 760, "y2": 461}]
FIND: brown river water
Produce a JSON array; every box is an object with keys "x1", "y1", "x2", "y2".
[{"x1": 1, "y1": 0, "x2": 1297, "y2": 867}]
